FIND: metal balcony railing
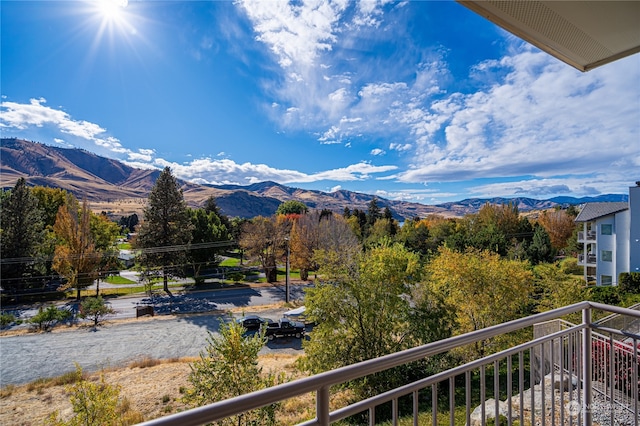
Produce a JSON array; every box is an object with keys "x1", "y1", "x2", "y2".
[
  {"x1": 578, "y1": 254, "x2": 597, "y2": 264},
  {"x1": 578, "y1": 231, "x2": 597, "y2": 242},
  {"x1": 139, "y1": 302, "x2": 640, "y2": 426}
]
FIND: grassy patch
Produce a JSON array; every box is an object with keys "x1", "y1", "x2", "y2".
[
  {"x1": 26, "y1": 368, "x2": 85, "y2": 392},
  {"x1": 220, "y1": 257, "x2": 240, "y2": 267},
  {"x1": 104, "y1": 275, "x2": 136, "y2": 285}
]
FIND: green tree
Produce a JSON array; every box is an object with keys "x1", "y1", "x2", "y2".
[
  {"x1": 91, "y1": 212, "x2": 121, "y2": 296},
  {"x1": 30, "y1": 305, "x2": 72, "y2": 331},
  {"x1": 53, "y1": 196, "x2": 101, "y2": 300},
  {"x1": 32, "y1": 186, "x2": 68, "y2": 228},
  {"x1": 527, "y1": 223, "x2": 555, "y2": 265},
  {"x1": 275, "y1": 200, "x2": 308, "y2": 216},
  {"x1": 117, "y1": 213, "x2": 139, "y2": 234},
  {"x1": 446, "y1": 203, "x2": 531, "y2": 257},
  {"x1": 395, "y1": 216, "x2": 430, "y2": 256},
  {"x1": 427, "y1": 246, "x2": 533, "y2": 359},
  {"x1": 365, "y1": 217, "x2": 399, "y2": 247},
  {"x1": 184, "y1": 320, "x2": 281, "y2": 425},
  {"x1": 366, "y1": 197, "x2": 382, "y2": 228},
  {"x1": 0, "y1": 178, "x2": 46, "y2": 294},
  {"x1": 302, "y1": 243, "x2": 454, "y2": 398},
  {"x1": 79, "y1": 296, "x2": 116, "y2": 328},
  {"x1": 134, "y1": 167, "x2": 193, "y2": 293},
  {"x1": 188, "y1": 207, "x2": 230, "y2": 284},
  {"x1": 533, "y1": 263, "x2": 585, "y2": 322}
]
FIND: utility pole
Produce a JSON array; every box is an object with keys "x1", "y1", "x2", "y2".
[{"x1": 285, "y1": 237, "x2": 290, "y2": 303}]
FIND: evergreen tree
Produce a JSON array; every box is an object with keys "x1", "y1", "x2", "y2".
[
  {"x1": 527, "y1": 223, "x2": 555, "y2": 265},
  {"x1": 134, "y1": 167, "x2": 193, "y2": 293},
  {"x1": 366, "y1": 197, "x2": 382, "y2": 228},
  {"x1": 203, "y1": 196, "x2": 230, "y2": 230},
  {"x1": 0, "y1": 178, "x2": 45, "y2": 293}
]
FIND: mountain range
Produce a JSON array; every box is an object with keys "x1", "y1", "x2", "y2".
[{"x1": 0, "y1": 138, "x2": 629, "y2": 220}]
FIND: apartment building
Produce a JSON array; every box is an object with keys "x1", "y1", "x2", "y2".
[{"x1": 575, "y1": 183, "x2": 640, "y2": 286}]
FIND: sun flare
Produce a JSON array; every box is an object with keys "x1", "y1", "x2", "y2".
[{"x1": 96, "y1": 0, "x2": 128, "y2": 23}]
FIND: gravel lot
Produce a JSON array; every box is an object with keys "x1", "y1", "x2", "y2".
[{"x1": 0, "y1": 308, "x2": 305, "y2": 386}]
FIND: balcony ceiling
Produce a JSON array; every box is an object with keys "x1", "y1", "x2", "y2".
[{"x1": 458, "y1": 1, "x2": 640, "y2": 71}]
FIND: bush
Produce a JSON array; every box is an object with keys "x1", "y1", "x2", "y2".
[
  {"x1": 227, "y1": 271, "x2": 244, "y2": 282},
  {"x1": 619, "y1": 272, "x2": 640, "y2": 294},
  {"x1": 47, "y1": 365, "x2": 144, "y2": 426},
  {"x1": 30, "y1": 305, "x2": 71, "y2": 331},
  {"x1": 0, "y1": 312, "x2": 16, "y2": 328},
  {"x1": 588, "y1": 286, "x2": 621, "y2": 306},
  {"x1": 79, "y1": 296, "x2": 115, "y2": 327}
]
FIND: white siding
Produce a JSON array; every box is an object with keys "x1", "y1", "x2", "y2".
[{"x1": 630, "y1": 185, "x2": 640, "y2": 273}]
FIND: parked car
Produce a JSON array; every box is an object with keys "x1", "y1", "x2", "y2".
[
  {"x1": 265, "y1": 318, "x2": 305, "y2": 340},
  {"x1": 236, "y1": 315, "x2": 274, "y2": 331}
]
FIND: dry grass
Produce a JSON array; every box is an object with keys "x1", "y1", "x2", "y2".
[{"x1": 0, "y1": 354, "x2": 309, "y2": 426}]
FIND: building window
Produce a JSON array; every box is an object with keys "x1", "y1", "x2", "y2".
[
  {"x1": 601, "y1": 250, "x2": 613, "y2": 262},
  {"x1": 601, "y1": 224, "x2": 612, "y2": 235},
  {"x1": 601, "y1": 275, "x2": 613, "y2": 286}
]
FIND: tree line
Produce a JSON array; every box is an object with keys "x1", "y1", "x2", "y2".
[{"x1": 1, "y1": 166, "x2": 581, "y2": 300}]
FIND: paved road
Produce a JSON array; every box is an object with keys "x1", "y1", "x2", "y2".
[
  {"x1": 4, "y1": 282, "x2": 309, "y2": 322},
  {"x1": 0, "y1": 284, "x2": 310, "y2": 386}
]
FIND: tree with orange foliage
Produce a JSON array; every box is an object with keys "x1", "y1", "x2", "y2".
[
  {"x1": 52, "y1": 196, "x2": 100, "y2": 300},
  {"x1": 537, "y1": 209, "x2": 577, "y2": 251}
]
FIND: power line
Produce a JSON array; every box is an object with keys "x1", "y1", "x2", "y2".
[{"x1": 0, "y1": 240, "x2": 236, "y2": 265}]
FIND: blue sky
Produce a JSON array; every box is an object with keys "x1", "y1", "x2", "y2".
[{"x1": 1, "y1": 0, "x2": 639, "y2": 204}]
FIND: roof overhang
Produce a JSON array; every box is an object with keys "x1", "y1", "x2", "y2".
[{"x1": 458, "y1": 1, "x2": 640, "y2": 72}]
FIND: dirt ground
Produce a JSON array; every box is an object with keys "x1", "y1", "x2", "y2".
[
  {"x1": 0, "y1": 353, "x2": 303, "y2": 425},
  {"x1": 0, "y1": 304, "x2": 308, "y2": 425}
]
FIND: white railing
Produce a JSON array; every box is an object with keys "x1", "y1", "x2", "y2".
[
  {"x1": 578, "y1": 232, "x2": 597, "y2": 242},
  {"x1": 578, "y1": 253, "x2": 597, "y2": 264},
  {"x1": 138, "y1": 302, "x2": 640, "y2": 426}
]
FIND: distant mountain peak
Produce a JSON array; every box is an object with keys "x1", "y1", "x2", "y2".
[{"x1": 0, "y1": 138, "x2": 629, "y2": 219}]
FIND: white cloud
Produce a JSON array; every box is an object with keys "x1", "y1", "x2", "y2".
[
  {"x1": 398, "y1": 50, "x2": 640, "y2": 189},
  {"x1": 389, "y1": 142, "x2": 412, "y2": 152},
  {"x1": 238, "y1": 0, "x2": 348, "y2": 68},
  {"x1": 127, "y1": 149, "x2": 155, "y2": 162},
  {"x1": 330, "y1": 185, "x2": 342, "y2": 192},
  {"x1": 124, "y1": 154, "x2": 397, "y2": 187},
  {"x1": 370, "y1": 148, "x2": 385, "y2": 156},
  {"x1": 0, "y1": 97, "x2": 131, "y2": 155}
]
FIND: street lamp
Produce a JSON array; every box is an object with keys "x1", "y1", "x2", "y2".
[{"x1": 285, "y1": 237, "x2": 290, "y2": 303}]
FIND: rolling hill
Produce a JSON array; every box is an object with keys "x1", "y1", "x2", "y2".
[{"x1": 0, "y1": 138, "x2": 628, "y2": 220}]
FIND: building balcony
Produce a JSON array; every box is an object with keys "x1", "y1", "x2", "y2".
[
  {"x1": 140, "y1": 302, "x2": 640, "y2": 426},
  {"x1": 578, "y1": 253, "x2": 597, "y2": 265},
  {"x1": 578, "y1": 231, "x2": 597, "y2": 242}
]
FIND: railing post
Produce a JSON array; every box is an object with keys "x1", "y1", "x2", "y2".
[
  {"x1": 582, "y1": 306, "x2": 592, "y2": 425},
  {"x1": 317, "y1": 385, "x2": 330, "y2": 426}
]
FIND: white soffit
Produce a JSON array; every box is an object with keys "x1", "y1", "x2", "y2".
[{"x1": 458, "y1": 1, "x2": 640, "y2": 71}]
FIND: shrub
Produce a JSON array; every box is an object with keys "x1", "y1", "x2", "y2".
[
  {"x1": 79, "y1": 296, "x2": 115, "y2": 327},
  {"x1": 30, "y1": 305, "x2": 71, "y2": 331},
  {"x1": 47, "y1": 365, "x2": 144, "y2": 426},
  {"x1": 228, "y1": 271, "x2": 244, "y2": 282},
  {"x1": 0, "y1": 312, "x2": 16, "y2": 328},
  {"x1": 619, "y1": 272, "x2": 640, "y2": 294},
  {"x1": 588, "y1": 286, "x2": 621, "y2": 306}
]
